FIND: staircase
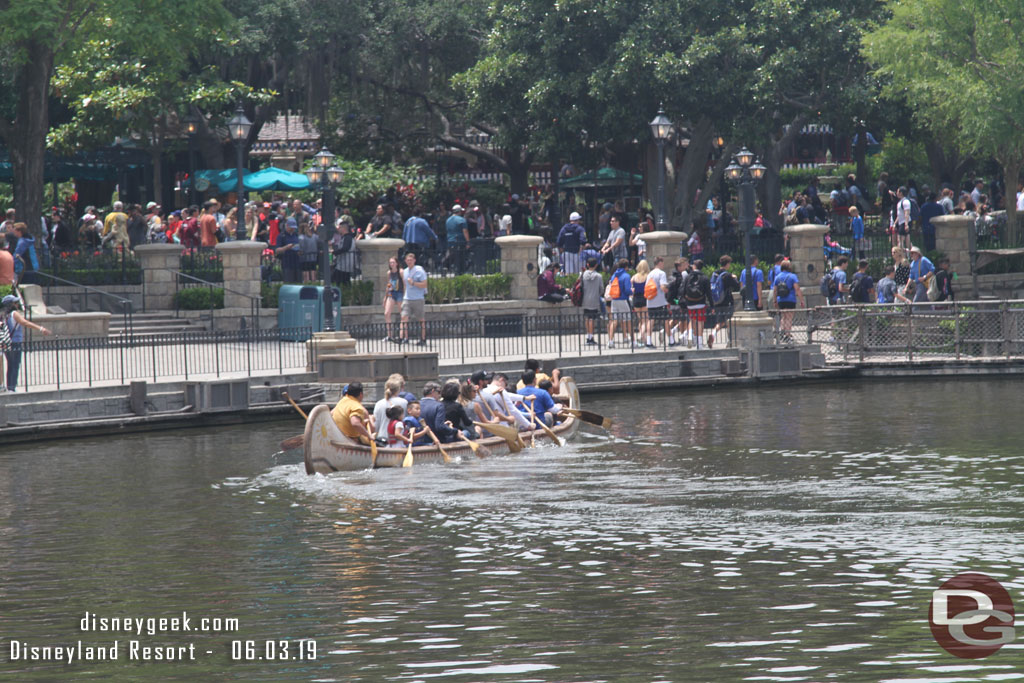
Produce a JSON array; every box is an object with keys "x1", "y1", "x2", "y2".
[{"x1": 109, "y1": 312, "x2": 203, "y2": 338}]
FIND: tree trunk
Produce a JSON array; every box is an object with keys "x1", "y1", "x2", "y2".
[
  {"x1": 7, "y1": 42, "x2": 54, "y2": 239},
  {"x1": 668, "y1": 117, "x2": 715, "y2": 233},
  {"x1": 1000, "y1": 157, "x2": 1022, "y2": 246},
  {"x1": 149, "y1": 144, "x2": 163, "y2": 206},
  {"x1": 760, "y1": 115, "x2": 808, "y2": 231},
  {"x1": 854, "y1": 122, "x2": 869, "y2": 196},
  {"x1": 506, "y1": 153, "x2": 531, "y2": 195},
  {"x1": 924, "y1": 140, "x2": 972, "y2": 196}
]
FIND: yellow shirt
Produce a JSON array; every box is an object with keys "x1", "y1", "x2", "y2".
[
  {"x1": 516, "y1": 372, "x2": 551, "y2": 392},
  {"x1": 331, "y1": 395, "x2": 369, "y2": 442}
]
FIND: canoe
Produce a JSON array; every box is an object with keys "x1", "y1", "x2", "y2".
[{"x1": 303, "y1": 377, "x2": 582, "y2": 473}]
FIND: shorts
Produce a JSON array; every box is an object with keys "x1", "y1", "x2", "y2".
[
  {"x1": 390, "y1": 291, "x2": 403, "y2": 302},
  {"x1": 583, "y1": 308, "x2": 601, "y2": 320},
  {"x1": 632, "y1": 295, "x2": 646, "y2": 310},
  {"x1": 686, "y1": 305, "x2": 706, "y2": 323},
  {"x1": 897, "y1": 223, "x2": 910, "y2": 236},
  {"x1": 401, "y1": 298, "x2": 425, "y2": 322},
  {"x1": 777, "y1": 301, "x2": 796, "y2": 310},
  {"x1": 648, "y1": 305, "x2": 670, "y2": 320},
  {"x1": 610, "y1": 299, "x2": 632, "y2": 318}
]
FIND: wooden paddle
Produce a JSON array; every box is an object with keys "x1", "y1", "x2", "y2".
[
  {"x1": 456, "y1": 431, "x2": 489, "y2": 458},
  {"x1": 524, "y1": 397, "x2": 537, "y2": 447},
  {"x1": 402, "y1": 439, "x2": 413, "y2": 468},
  {"x1": 473, "y1": 421, "x2": 521, "y2": 453},
  {"x1": 370, "y1": 436, "x2": 378, "y2": 468},
  {"x1": 524, "y1": 396, "x2": 566, "y2": 446},
  {"x1": 560, "y1": 407, "x2": 611, "y2": 430},
  {"x1": 495, "y1": 389, "x2": 527, "y2": 451},
  {"x1": 280, "y1": 434, "x2": 304, "y2": 451},
  {"x1": 282, "y1": 392, "x2": 308, "y2": 419},
  {"x1": 420, "y1": 420, "x2": 453, "y2": 464}
]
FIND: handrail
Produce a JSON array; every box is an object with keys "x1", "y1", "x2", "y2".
[
  {"x1": 31, "y1": 271, "x2": 134, "y2": 337},
  {"x1": 157, "y1": 269, "x2": 260, "y2": 332}
]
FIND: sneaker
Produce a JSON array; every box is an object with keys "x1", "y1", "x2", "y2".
[
  {"x1": 668, "y1": 341, "x2": 678, "y2": 347},
  {"x1": 644, "y1": 342, "x2": 656, "y2": 349},
  {"x1": 383, "y1": 335, "x2": 392, "y2": 342},
  {"x1": 687, "y1": 336, "x2": 694, "y2": 348},
  {"x1": 607, "y1": 341, "x2": 615, "y2": 349},
  {"x1": 415, "y1": 339, "x2": 427, "y2": 346},
  {"x1": 586, "y1": 338, "x2": 597, "y2": 345},
  {"x1": 399, "y1": 338, "x2": 409, "y2": 345}
]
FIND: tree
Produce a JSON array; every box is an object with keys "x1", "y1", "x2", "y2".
[{"x1": 863, "y1": 0, "x2": 1024, "y2": 241}]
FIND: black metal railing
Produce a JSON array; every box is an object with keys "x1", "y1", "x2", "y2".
[
  {"x1": 32, "y1": 271, "x2": 134, "y2": 336},
  {"x1": 180, "y1": 248, "x2": 223, "y2": 282},
  {"x1": 341, "y1": 310, "x2": 737, "y2": 363},
  {"x1": 168, "y1": 270, "x2": 261, "y2": 331},
  {"x1": 18, "y1": 327, "x2": 313, "y2": 391},
  {"x1": 42, "y1": 248, "x2": 141, "y2": 286}
]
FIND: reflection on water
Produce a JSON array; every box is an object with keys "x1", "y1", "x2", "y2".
[{"x1": 2, "y1": 378, "x2": 1024, "y2": 681}]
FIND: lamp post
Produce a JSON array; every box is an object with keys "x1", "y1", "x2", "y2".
[
  {"x1": 434, "y1": 143, "x2": 445, "y2": 188},
  {"x1": 184, "y1": 113, "x2": 199, "y2": 207},
  {"x1": 725, "y1": 147, "x2": 767, "y2": 311},
  {"x1": 227, "y1": 104, "x2": 252, "y2": 240},
  {"x1": 305, "y1": 147, "x2": 345, "y2": 332},
  {"x1": 649, "y1": 107, "x2": 673, "y2": 230}
]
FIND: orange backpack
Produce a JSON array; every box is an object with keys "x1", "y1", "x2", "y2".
[
  {"x1": 608, "y1": 275, "x2": 620, "y2": 299},
  {"x1": 644, "y1": 277, "x2": 658, "y2": 300}
]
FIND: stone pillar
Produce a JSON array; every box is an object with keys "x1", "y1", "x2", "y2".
[
  {"x1": 216, "y1": 241, "x2": 266, "y2": 309},
  {"x1": 358, "y1": 238, "x2": 404, "y2": 304},
  {"x1": 136, "y1": 243, "x2": 183, "y2": 311},
  {"x1": 933, "y1": 215, "x2": 972, "y2": 279},
  {"x1": 784, "y1": 223, "x2": 829, "y2": 305},
  {"x1": 638, "y1": 230, "x2": 688, "y2": 266},
  {"x1": 496, "y1": 235, "x2": 544, "y2": 301}
]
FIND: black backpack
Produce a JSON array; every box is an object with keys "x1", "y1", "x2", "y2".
[
  {"x1": 668, "y1": 271, "x2": 688, "y2": 304},
  {"x1": 850, "y1": 272, "x2": 868, "y2": 303},
  {"x1": 683, "y1": 272, "x2": 706, "y2": 303}
]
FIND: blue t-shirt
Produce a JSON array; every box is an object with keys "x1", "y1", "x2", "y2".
[
  {"x1": 919, "y1": 202, "x2": 944, "y2": 233},
  {"x1": 557, "y1": 223, "x2": 586, "y2": 254},
  {"x1": 767, "y1": 264, "x2": 783, "y2": 287},
  {"x1": 851, "y1": 215, "x2": 864, "y2": 240},
  {"x1": 909, "y1": 256, "x2": 934, "y2": 282},
  {"x1": 739, "y1": 267, "x2": 765, "y2": 302},
  {"x1": 518, "y1": 386, "x2": 555, "y2": 425},
  {"x1": 831, "y1": 268, "x2": 847, "y2": 303},
  {"x1": 774, "y1": 272, "x2": 799, "y2": 304},
  {"x1": 445, "y1": 215, "x2": 467, "y2": 244},
  {"x1": 276, "y1": 231, "x2": 300, "y2": 269},
  {"x1": 402, "y1": 265, "x2": 428, "y2": 301},
  {"x1": 403, "y1": 416, "x2": 429, "y2": 445}
]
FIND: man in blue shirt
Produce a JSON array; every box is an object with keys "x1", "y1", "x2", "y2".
[
  {"x1": 274, "y1": 218, "x2": 301, "y2": 283},
  {"x1": 738, "y1": 255, "x2": 765, "y2": 310},
  {"x1": 918, "y1": 192, "x2": 945, "y2": 253},
  {"x1": 556, "y1": 212, "x2": 587, "y2": 274},
  {"x1": 908, "y1": 246, "x2": 934, "y2": 303},
  {"x1": 830, "y1": 256, "x2": 850, "y2": 304},
  {"x1": 445, "y1": 204, "x2": 469, "y2": 272},
  {"x1": 400, "y1": 251, "x2": 429, "y2": 345},
  {"x1": 518, "y1": 370, "x2": 559, "y2": 427},
  {"x1": 402, "y1": 207, "x2": 437, "y2": 261}
]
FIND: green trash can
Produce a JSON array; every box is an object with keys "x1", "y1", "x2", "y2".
[{"x1": 278, "y1": 285, "x2": 343, "y2": 341}]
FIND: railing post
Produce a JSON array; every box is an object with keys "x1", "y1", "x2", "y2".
[
  {"x1": 184, "y1": 332, "x2": 189, "y2": 381},
  {"x1": 954, "y1": 301, "x2": 961, "y2": 361},
  {"x1": 1003, "y1": 301, "x2": 1011, "y2": 360},
  {"x1": 55, "y1": 339, "x2": 60, "y2": 391},
  {"x1": 120, "y1": 336, "x2": 125, "y2": 386},
  {"x1": 857, "y1": 308, "x2": 866, "y2": 362},
  {"x1": 907, "y1": 304, "x2": 914, "y2": 362},
  {"x1": 215, "y1": 328, "x2": 221, "y2": 378}
]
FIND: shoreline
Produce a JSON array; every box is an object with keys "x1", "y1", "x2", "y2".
[{"x1": 1, "y1": 352, "x2": 1022, "y2": 446}]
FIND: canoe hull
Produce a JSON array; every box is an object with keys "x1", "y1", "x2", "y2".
[{"x1": 304, "y1": 377, "x2": 581, "y2": 473}]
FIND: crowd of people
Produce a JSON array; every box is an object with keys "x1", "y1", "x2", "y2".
[{"x1": 329, "y1": 361, "x2": 564, "y2": 447}]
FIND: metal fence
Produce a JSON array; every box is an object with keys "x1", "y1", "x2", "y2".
[
  {"x1": 767, "y1": 300, "x2": 1024, "y2": 363},
  {"x1": 341, "y1": 310, "x2": 736, "y2": 364},
  {"x1": 17, "y1": 327, "x2": 313, "y2": 392}
]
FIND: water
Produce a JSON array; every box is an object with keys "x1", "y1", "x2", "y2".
[{"x1": 3, "y1": 378, "x2": 1024, "y2": 681}]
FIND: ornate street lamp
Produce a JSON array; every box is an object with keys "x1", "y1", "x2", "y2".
[
  {"x1": 227, "y1": 104, "x2": 252, "y2": 240},
  {"x1": 649, "y1": 107, "x2": 673, "y2": 230},
  {"x1": 305, "y1": 147, "x2": 345, "y2": 332},
  {"x1": 725, "y1": 147, "x2": 765, "y2": 312}
]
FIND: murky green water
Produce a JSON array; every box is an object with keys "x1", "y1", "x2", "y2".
[{"x1": 2, "y1": 379, "x2": 1024, "y2": 681}]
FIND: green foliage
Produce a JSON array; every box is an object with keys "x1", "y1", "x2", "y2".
[
  {"x1": 261, "y1": 282, "x2": 281, "y2": 308},
  {"x1": 175, "y1": 287, "x2": 224, "y2": 310},
  {"x1": 339, "y1": 280, "x2": 374, "y2": 306},
  {"x1": 869, "y1": 137, "x2": 932, "y2": 190},
  {"x1": 780, "y1": 164, "x2": 857, "y2": 199},
  {"x1": 425, "y1": 274, "x2": 511, "y2": 304}
]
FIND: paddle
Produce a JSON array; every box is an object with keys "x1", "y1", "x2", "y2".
[
  {"x1": 456, "y1": 431, "x2": 489, "y2": 458},
  {"x1": 495, "y1": 389, "x2": 527, "y2": 451},
  {"x1": 279, "y1": 434, "x2": 304, "y2": 451},
  {"x1": 524, "y1": 395, "x2": 565, "y2": 447},
  {"x1": 282, "y1": 392, "x2": 308, "y2": 420},
  {"x1": 370, "y1": 436, "x2": 378, "y2": 468},
  {"x1": 402, "y1": 439, "x2": 413, "y2": 468},
  {"x1": 473, "y1": 421, "x2": 521, "y2": 454},
  {"x1": 420, "y1": 420, "x2": 453, "y2": 464},
  {"x1": 523, "y1": 397, "x2": 538, "y2": 447},
  {"x1": 560, "y1": 407, "x2": 612, "y2": 430}
]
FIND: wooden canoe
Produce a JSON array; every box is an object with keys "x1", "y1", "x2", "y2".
[{"x1": 303, "y1": 377, "x2": 582, "y2": 474}]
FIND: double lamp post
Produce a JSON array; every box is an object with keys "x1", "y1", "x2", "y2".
[
  {"x1": 305, "y1": 148, "x2": 345, "y2": 333},
  {"x1": 725, "y1": 147, "x2": 766, "y2": 311}
]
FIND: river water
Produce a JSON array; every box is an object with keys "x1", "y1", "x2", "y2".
[{"x1": 2, "y1": 378, "x2": 1024, "y2": 681}]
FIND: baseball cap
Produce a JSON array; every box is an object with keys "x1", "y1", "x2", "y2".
[
  {"x1": 602, "y1": 202, "x2": 614, "y2": 210},
  {"x1": 2, "y1": 295, "x2": 20, "y2": 306},
  {"x1": 452, "y1": 204, "x2": 463, "y2": 212},
  {"x1": 569, "y1": 211, "x2": 581, "y2": 221},
  {"x1": 470, "y1": 370, "x2": 492, "y2": 383},
  {"x1": 146, "y1": 201, "x2": 157, "y2": 210},
  {"x1": 510, "y1": 194, "x2": 519, "y2": 201},
  {"x1": 286, "y1": 218, "x2": 298, "y2": 229}
]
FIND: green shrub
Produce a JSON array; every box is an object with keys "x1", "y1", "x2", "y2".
[
  {"x1": 425, "y1": 273, "x2": 510, "y2": 304},
  {"x1": 174, "y1": 287, "x2": 224, "y2": 310},
  {"x1": 261, "y1": 282, "x2": 282, "y2": 308},
  {"x1": 340, "y1": 280, "x2": 374, "y2": 306}
]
